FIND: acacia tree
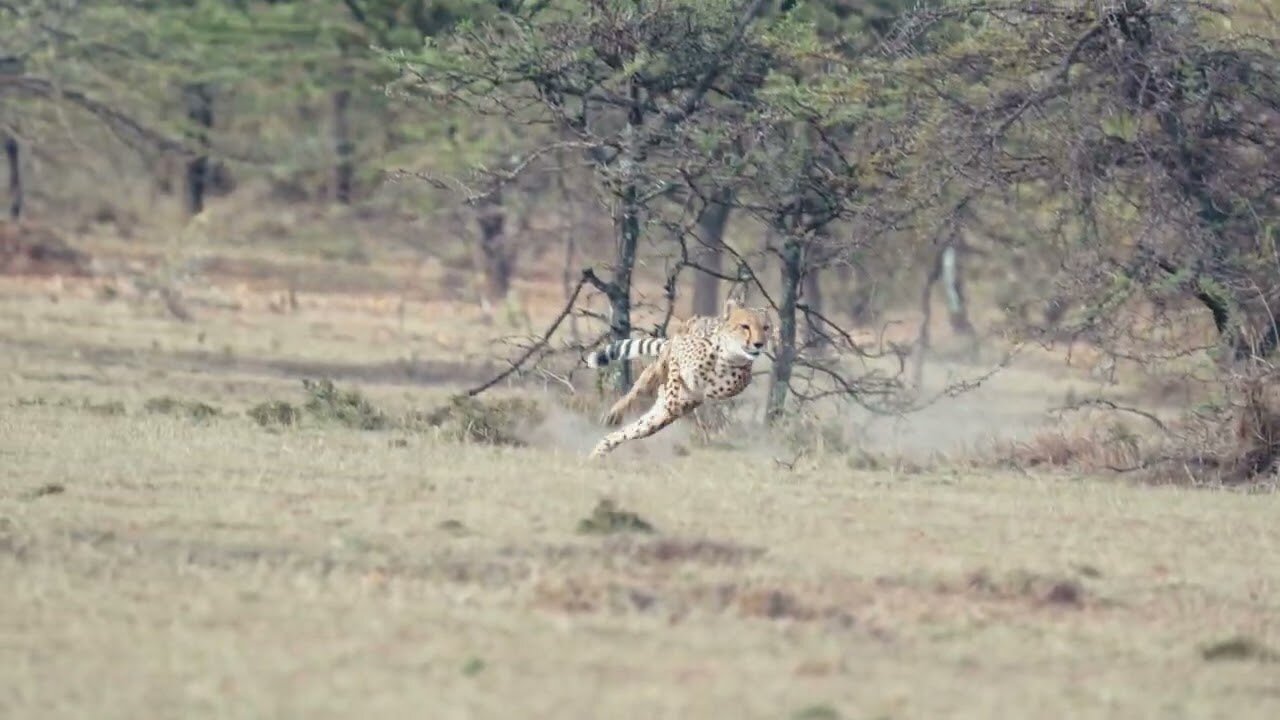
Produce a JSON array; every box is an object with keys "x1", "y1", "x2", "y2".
[
  {"x1": 730, "y1": 79, "x2": 919, "y2": 421},
  {"x1": 688, "y1": 185, "x2": 734, "y2": 317},
  {"x1": 391, "y1": 0, "x2": 958, "y2": 427},
  {"x1": 899, "y1": 1, "x2": 1277, "y2": 351},
  {"x1": 0, "y1": 1, "x2": 317, "y2": 217},
  {"x1": 890, "y1": 0, "x2": 1280, "y2": 479},
  {"x1": 391, "y1": 0, "x2": 780, "y2": 389},
  {"x1": 0, "y1": 2, "x2": 189, "y2": 189}
]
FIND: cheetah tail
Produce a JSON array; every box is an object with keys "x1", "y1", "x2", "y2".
[{"x1": 584, "y1": 337, "x2": 667, "y2": 369}]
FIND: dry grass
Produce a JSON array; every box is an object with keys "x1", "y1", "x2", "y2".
[
  {"x1": 995, "y1": 422, "x2": 1147, "y2": 474},
  {"x1": 2, "y1": 242, "x2": 1280, "y2": 719},
  {"x1": 4, "y1": 403, "x2": 1280, "y2": 719}
]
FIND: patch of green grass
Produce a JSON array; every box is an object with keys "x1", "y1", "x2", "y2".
[
  {"x1": 302, "y1": 378, "x2": 390, "y2": 430},
  {"x1": 242, "y1": 384, "x2": 542, "y2": 446},
  {"x1": 576, "y1": 498, "x2": 655, "y2": 535}
]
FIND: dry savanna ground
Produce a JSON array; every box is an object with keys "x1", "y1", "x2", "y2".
[{"x1": 2, "y1": 237, "x2": 1279, "y2": 720}]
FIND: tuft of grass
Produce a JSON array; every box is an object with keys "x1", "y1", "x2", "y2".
[
  {"x1": 84, "y1": 399, "x2": 127, "y2": 416},
  {"x1": 1200, "y1": 636, "x2": 1280, "y2": 663},
  {"x1": 963, "y1": 568, "x2": 1087, "y2": 608},
  {"x1": 143, "y1": 396, "x2": 222, "y2": 421},
  {"x1": 437, "y1": 519, "x2": 470, "y2": 536},
  {"x1": 576, "y1": 498, "x2": 655, "y2": 535},
  {"x1": 14, "y1": 397, "x2": 126, "y2": 416},
  {"x1": 18, "y1": 483, "x2": 66, "y2": 501},
  {"x1": 247, "y1": 400, "x2": 302, "y2": 428},
  {"x1": 301, "y1": 378, "x2": 390, "y2": 430},
  {"x1": 83, "y1": 399, "x2": 128, "y2": 417},
  {"x1": 243, "y1": 386, "x2": 543, "y2": 445},
  {"x1": 993, "y1": 422, "x2": 1144, "y2": 474},
  {"x1": 460, "y1": 657, "x2": 486, "y2": 676},
  {"x1": 408, "y1": 395, "x2": 542, "y2": 446}
]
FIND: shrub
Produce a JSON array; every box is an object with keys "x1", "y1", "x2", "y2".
[
  {"x1": 407, "y1": 395, "x2": 542, "y2": 446},
  {"x1": 301, "y1": 378, "x2": 390, "y2": 430}
]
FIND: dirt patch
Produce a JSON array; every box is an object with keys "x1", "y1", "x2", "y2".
[
  {"x1": 960, "y1": 568, "x2": 1088, "y2": 608},
  {"x1": 529, "y1": 575, "x2": 860, "y2": 628},
  {"x1": 0, "y1": 221, "x2": 93, "y2": 277},
  {"x1": 619, "y1": 537, "x2": 765, "y2": 566},
  {"x1": 528, "y1": 564, "x2": 1104, "y2": 628}
]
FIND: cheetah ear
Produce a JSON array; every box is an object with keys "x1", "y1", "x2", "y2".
[{"x1": 721, "y1": 297, "x2": 740, "y2": 320}]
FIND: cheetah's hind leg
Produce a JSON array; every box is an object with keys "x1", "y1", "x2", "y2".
[
  {"x1": 602, "y1": 357, "x2": 666, "y2": 426},
  {"x1": 590, "y1": 391, "x2": 698, "y2": 458}
]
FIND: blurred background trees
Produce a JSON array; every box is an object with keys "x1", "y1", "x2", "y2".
[{"x1": 3, "y1": 0, "x2": 1278, "y2": 475}]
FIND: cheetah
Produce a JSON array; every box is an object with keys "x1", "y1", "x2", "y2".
[{"x1": 583, "y1": 298, "x2": 774, "y2": 458}]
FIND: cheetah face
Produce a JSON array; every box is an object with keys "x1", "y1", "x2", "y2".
[{"x1": 720, "y1": 299, "x2": 772, "y2": 363}]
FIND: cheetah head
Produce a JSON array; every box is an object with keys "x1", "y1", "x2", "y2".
[{"x1": 719, "y1": 298, "x2": 773, "y2": 363}]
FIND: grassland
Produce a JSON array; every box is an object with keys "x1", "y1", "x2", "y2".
[{"x1": 2, "y1": 242, "x2": 1279, "y2": 720}]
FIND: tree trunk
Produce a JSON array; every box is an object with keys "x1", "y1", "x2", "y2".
[
  {"x1": 4, "y1": 134, "x2": 19, "y2": 220},
  {"x1": 912, "y1": 247, "x2": 943, "y2": 389},
  {"x1": 332, "y1": 88, "x2": 354, "y2": 204},
  {"x1": 848, "y1": 261, "x2": 877, "y2": 326},
  {"x1": 691, "y1": 187, "x2": 733, "y2": 317},
  {"x1": 182, "y1": 83, "x2": 213, "y2": 216},
  {"x1": 611, "y1": 181, "x2": 639, "y2": 391},
  {"x1": 603, "y1": 79, "x2": 646, "y2": 391},
  {"x1": 804, "y1": 265, "x2": 826, "y2": 350},
  {"x1": 1043, "y1": 295, "x2": 1069, "y2": 329},
  {"x1": 941, "y1": 241, "x2": 974, "y2": 335},
  {"x1": 767, "y1": 230, "x2": 802, "y2": 424},
  {"x1": 474, "y1": 190, "x2": 512, "y2": 302}
]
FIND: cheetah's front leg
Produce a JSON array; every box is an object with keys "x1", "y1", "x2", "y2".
[{"x1": 589, "y1": 392, "x2": 699, "y2": 458}]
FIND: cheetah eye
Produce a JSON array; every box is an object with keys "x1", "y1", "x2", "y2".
[{"x1": 739, "y1": 324, "x2": 750, "y2": 331}]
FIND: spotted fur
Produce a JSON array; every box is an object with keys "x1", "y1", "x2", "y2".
[{"x1": 586, "y1": 299, "x2": 774, "y2": 458}]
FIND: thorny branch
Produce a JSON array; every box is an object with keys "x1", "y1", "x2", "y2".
[
  {"x1": 1051, "y1": 397, "x2": 1170, "y2": 434},
  {"x1": 461, "y1": 270, "x2": 591, "y2": 398},
  {"x1": 1, "y1": 75, "x2": 187, "y2": 155}
]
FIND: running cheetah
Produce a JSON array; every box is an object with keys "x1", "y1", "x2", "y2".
[{"x1": 584, "y1": 299, "x2": 774, "y2": 458}]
